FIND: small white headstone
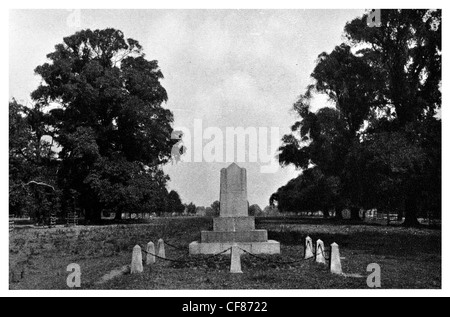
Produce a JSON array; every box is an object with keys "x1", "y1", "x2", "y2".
[
  {"x1": 315, "y1": 239, "x2": 326, "y2": 264},
  {"x1": 304, "y1": 236, "x2": 314, "y2": 259},
  {"x1": 131, "y1": 245, "x2": 143, "y2": 274},
  {"x1": 146, "y1": 242, "x2": 155, "y2": 265},
  {"x1": 230, "y1": 245, "x2": 243, "y2": 273},
  {"x1": 157, "y1": 239, "x2": 166, "y2": 259},
  {"x1": 330, "y1": 243, "x2": 342, "y2": 274}
]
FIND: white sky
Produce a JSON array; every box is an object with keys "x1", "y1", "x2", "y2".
[{"x1": 9, "y1": 9, "x2": 365, "y2": 208}]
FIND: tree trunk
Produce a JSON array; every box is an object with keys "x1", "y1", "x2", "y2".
[
  {"x1": 404, "y1": 194, "x2": 420, "y2": 227},
  {"x1": 397, "y1": 209, "x2": 403, "y2": 221},
  {"x1": 350, "y1": 207, "x2": 361, "y2": 221},
  {"x1": 335, "y1": 206, "x2": 343, "y2": 220},
  {"x1": 85, "y1": 205, "x2": 102, "y2": 224}
]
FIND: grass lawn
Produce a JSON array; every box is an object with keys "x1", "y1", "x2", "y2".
[{"x1": 9, "y1": 217, "x2": 441, "y2": 290}]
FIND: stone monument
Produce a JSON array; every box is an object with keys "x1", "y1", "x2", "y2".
[{"x1": 189, "y1": 163, "x2": 280, "y2": 255}]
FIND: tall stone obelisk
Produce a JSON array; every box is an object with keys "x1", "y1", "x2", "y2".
[{"x1": 189, "y1": 163, "x2": 280, "y2": 255}]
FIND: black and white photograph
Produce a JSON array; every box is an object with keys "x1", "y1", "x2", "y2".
[{"x1": 4, "y1": 1, "x2": 447, "y2": 299}]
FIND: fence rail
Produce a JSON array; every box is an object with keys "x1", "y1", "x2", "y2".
[
  {"x1": 9, "y1": 215, "x2": 15, "y2": 233},
  {"x1": 66, "y1": 213, "x2": 79, "y2": 227},
  {"x1": 49, "y1": 214, "x2": 57, "y2": 228}
]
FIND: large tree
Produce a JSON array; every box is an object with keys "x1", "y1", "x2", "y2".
[
  {"x1": 31, "y1": 28, "x2": 176, "y2": 222},
  {"x1": 278, "y1": 43, "x2": 379, "y2": 219},
  {"x1": 345, "y1": 9, "x2": 441, "y2": 225},
  {"x1": 276, "y1": 10, "x2": 441, "y2": 226}
]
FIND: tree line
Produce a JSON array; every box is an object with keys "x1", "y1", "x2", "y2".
[
  {"x1": 10, "y1": 11, "x2": 441, "y2": 227},
  {"x1": 271, "y1": 10, "x2": 441, "y2": 226}
]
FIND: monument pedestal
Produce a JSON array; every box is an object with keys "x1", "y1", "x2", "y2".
[{"x1": 189, "y1": 163, "x2": 280, "y2": 255}]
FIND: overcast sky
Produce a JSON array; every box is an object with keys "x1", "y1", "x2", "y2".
[{"x1": 9, "y1": 9, "x2": 365, "y2": 208}]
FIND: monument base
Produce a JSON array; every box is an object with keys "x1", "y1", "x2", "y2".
[
  {"x1": 201, "y1": 229, "x2": 268, "y2": 243},
  {"x1": 189, "y1": 240, "x2": 280, "y2": 255}
]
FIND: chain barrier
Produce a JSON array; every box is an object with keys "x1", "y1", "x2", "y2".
[
  {"x1": 316, "y1": 250, "x2": 330, "y2": 261},
  {"x1": 164, "y1": 241, "x2": 189, "y2": 252},
  {"x1": 306, "y1": 242, "x2": 331, "y2": 261},
  {"x1": 238, "y1": 247, "x2": 303, "y2": 265},
  {"x1": 238, "y1": 246, "x2": 330, "y2": 264},
  {"x1": 140, "y1": 246, "x2": 232, "y2": 264},
  {"x1": 139, "y1": 240, "x2": 332, "y2": 267},
  {"x1": 141, "y1": 249, "x2": 193, "y2": 263},
  {"x1": 315, "y1": 244, "x2": 331, "y2": 261}
]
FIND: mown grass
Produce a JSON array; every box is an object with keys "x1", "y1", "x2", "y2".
[{"x1": 9, "y1": 217, "x2": 441, "y2": 290}]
